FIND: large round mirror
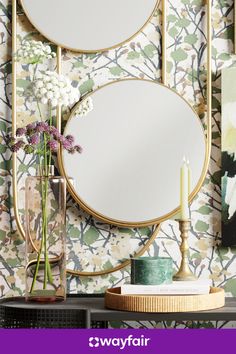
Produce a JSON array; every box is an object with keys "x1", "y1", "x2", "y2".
[
  {"x1": 20, "y1": 0, "x2": 158, "y2": 52},
  {"x1": 61, "y1": 79, "x2": 207, "y2": 227}
]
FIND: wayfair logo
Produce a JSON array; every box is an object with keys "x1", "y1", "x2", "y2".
[
  {"x1": 89, "y1": 337, "x2": 100, "y2": 348},
  {"x1": 89, "y1": 335, "x2": 150, "y2": 350}
]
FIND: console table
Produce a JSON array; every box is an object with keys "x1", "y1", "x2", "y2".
[{"x1": 0, "y1": 295, "x2": 236, "y2": 328}]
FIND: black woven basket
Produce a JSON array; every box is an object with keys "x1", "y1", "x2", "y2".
[{"x1": 0, "y1": 295, "x2": 107, "y2": 329}]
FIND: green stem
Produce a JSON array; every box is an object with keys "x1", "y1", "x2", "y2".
[
  {"x1": 30, "y1": 174, "x2": 49, "y2": 293},
  {"x1": 43, "y1": 183, "x2": 48, "y2": 288},
  {"x1": 46, "y1": 105, "x2": 53, "y2": 283},
  {"x1": 48, "y1": 105, "x2": 52, "y2": 171},
  {"x1": 43, "y1": 132, "x2": 48, "y2": 289},
  {"x1": 29, "y1": 102, "x2": 55, "y2": 293},
  {"x1": 29, "y1": 229, "x2": 44, "y2": 293},
  {"x1": 32, "y1": 64, "x2": 38, "y2": 81},
  {"x1": 36, "y1": 100, "x2": 43, "y2": 121}
]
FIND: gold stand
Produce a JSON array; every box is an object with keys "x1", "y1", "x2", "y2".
[{"x1": 173, "y1": 220, "x2": 197, "y2": 281}]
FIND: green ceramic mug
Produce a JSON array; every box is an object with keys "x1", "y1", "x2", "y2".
[{"x1": 131, "y1": 257, "x2": 173, "y2": 285}]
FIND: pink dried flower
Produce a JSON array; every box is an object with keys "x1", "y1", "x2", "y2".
[
  {"x1": 16, "y1": 140, "x2": 25, "y2": 149},
  {"x1": 59, "y1": 135, "x2": 65, "y2": 143},
  {"x1": 54, "y1": 132, "x2": 62, "y2": 140},
  {"x1": 24, "y1": 144, "x2": 35, "y2": 154},
  {"x1": 49, "y1": 126, "x2": 57, "y2": 134},
  {"x1": 47, "y1": 140, "x2": 58, "y2": 152},
  {"x1": 10, "y1": 144, "x2": 19, "y2": 152},
  {"x1": 68, "y1": 148, "x2": 76, "y2": 154},
  {"x1": 62, "y1": 138, "x2": 72, "y2": 150},
  {"x1": 16, "y1": 127, "x2": 26, "y2": 137},
  {"x1": 36, "y1": 122, "x2": 48, "y2": 133},
  {"x1": 6, "y1": 136, "x2": 16, "y2": 146},
  {"x1": 26, "y1": 123, "x2": 36, "y2": 131},
  {"x1": 74, "y1": 145, "x2": 83, "y2": 153},
  {"x1": 29, "y1": 133, "x2": 40, "y2": 145},
  {"x1": 10, "y1": 140, "x2": 25, "y2": 152},
  {"x1": 49, "y1": 126, "x2": 61, "y2": 140},
  {"x1": 65, "y1": 135, "x2": 74, "y2": 144}
]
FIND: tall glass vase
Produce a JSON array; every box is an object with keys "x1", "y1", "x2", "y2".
[{"x1": 25, "y1": 167, "x2": 66, "y2": 302}]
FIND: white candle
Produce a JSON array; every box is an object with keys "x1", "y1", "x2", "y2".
[
  {"x1": 180, "y1": 157, "x2": 190, "y2": 220},
  {"x1": 187, "y1": 159, "x2": 192, "y2": 196}
]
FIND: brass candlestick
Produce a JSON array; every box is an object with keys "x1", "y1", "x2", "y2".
[{"x1": 173, "y1": 220, "x2": 197, "y2": 281}]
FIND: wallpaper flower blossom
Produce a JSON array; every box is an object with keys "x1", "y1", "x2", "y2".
[{"x1": 222, "y1": 67, "x2": 236, "y2": 246}]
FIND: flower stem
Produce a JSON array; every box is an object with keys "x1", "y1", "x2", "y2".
[
  {"x1": 29, "y1": 230, "x2": 44, "y2": 293},
  {"x1": 29, "y1": 138, "x2": 53, "y2": 293},
  {"x1": 29, "y1": 101, "x2": 54, "y2": 294},
  {"x1": 42, "y1": 132, "x2": 48, "y2": 289}
]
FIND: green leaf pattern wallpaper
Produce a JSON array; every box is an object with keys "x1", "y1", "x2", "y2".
[
  {"x1": 222, "y1": 67, "x2": 236, "y2": 246},
  {"x1": 0, "y1": 0, "x2": 236, "y2": 328}
]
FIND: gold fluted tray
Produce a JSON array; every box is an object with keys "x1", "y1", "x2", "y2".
[{"x1": 105, "y1": 287, "x2": 225, "y2": 313}]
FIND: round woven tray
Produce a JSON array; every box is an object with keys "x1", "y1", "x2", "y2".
[{"x1": 105, "y1": 287, "x2": 225, "y2": 313}]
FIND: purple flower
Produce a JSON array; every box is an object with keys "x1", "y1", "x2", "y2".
[
  {"x1": 16, "y1": 140, "x2": 25, "y2": 149},
  {"x1": 47, "y1": 140, "x2": 58, "y2": 152},
  {"x1": 74, "y1": 144, "x2": 83, "y2": 153},
  {"x1": 26, "y1": 123, "x2": 36, "y2": 131},
  {"x1": 49, "y1": 126, "x2": 61, "y2": 140},
  {"x1": 10, "y1": 144, "x2": 19, "y2": 152},
  {"x1": 24, "y1": 144, "x2": 35, "y2": 154},
  {"x1": 10, "y1": 141, "x2": 24, "y2": 152},
  {"x1": 54, "y1": 132, "x2": 62, "y2": 140},
  {"x1": 16, "y1": 127, "x2": 26, "y2": 137},
  {"x1": 49, "y1": 126, "x2": 57, "y2": 134},
  {"x1": 36, "y1": 122, "x2": 48, "y2": 133},
  {"x1": 65, "y1": 135, "x2": 74, "y2": 144},
  {"x1": 59, "y1": 135, "x2": 65, "y2": 143},
  {"x1": 29, "y1": 133, "x2": 40, "y2": 145},
  {"x1": 61, "y1": 138, "x2": 72, "y2": 150},
  {"x1": 68, "y1": 147, "x2": 75, "y2": 154},
  {"x1": 6, "y1": 136, "x2": 16, "y2": 146}
]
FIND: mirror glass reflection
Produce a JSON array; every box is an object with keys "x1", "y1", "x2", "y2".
[
  {"x1": 21, "y1": 0, "x2": 157, "y2": 52},
  {"x1": 62, "y1": 80, "x2": 206, "y2": 226}
]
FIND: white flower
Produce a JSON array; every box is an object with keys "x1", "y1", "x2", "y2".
[
  {"x1": 222, "y1": 101, "x2": 236, "y2": 159},
  {"x1": 45, "y1": 45, "x2": 51, "y2": 53},
  {"x1": 51, "y1": 98, "x2": 58, "y2": 106},
  {"x1": 35, "y1": 81, "x2": 43, "y2": 89},
  {"x1": 46, "y1": 83, "x2": 53, "y2": 90},
  {"x1": 41, "y1": 97, "x2": 48, "y2": 104},
  {"x1": 224, "y1": 175, "x2": 236, "y2": 219},
  {"x1": 47, "y1": 91, "x2": 53, "y2": 99},
  {"x1": 75, "y1": 97, "x2": 94, "y2": 117},
  {"x1": 40, "y1": 88, "x2": 47, "y2": 95},
  {"x1": 15, "y1": 39, "x2": 56, "y2": 64},
  {"x1": 33, "y1": 71, "x2": 80, "y2": 107},
  {"x1": 51, "y1": 78, "x2": 58, "y2": 85}
]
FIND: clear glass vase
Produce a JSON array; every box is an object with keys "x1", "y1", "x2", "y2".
[{"x1": 25, "y1": 166, "x2": 66, "y2": 302}]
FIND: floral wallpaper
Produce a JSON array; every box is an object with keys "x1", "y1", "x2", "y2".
[
  {"x1": 221, "y1": 67, "x2": 236, "y2": 246},
  {"x1": 0, "y1": 0, "x2": 236, "y2": 328}
]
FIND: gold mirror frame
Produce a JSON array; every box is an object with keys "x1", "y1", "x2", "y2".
[
  {"x1": 12, "y1": 0, "x2": 212, "y2": 276},
  {"x1": 58, "y1": 78, "x2": 207, "y2": 228},
  {"x1": 19, "y1": 0, "x2": 159, "y2": 53}
]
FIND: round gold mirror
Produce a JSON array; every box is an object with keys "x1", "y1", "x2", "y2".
[
  {"x1": 20, "y1": 0, "x2": 158, "y2": 52},
  {"x1": 60, "y1": 79, "x2": 207, "y2": 227}
]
